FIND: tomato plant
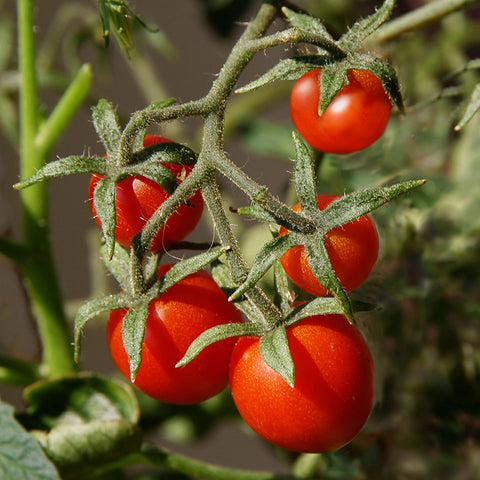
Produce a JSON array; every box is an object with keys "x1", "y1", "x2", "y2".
[
  {"x1": 290, "y1": 69, "x2": 392, "y2": 154},
  {"x1": 7, "y1": 0, "x2": 466, "y2": 476},
  {"x1": 229, "y1": 314, "x2": 375, "y2": 453},
  {"x1": 279, "y1": 194, "x2": 379, "y2": 296},
  {"x1": 107, "y1": 265, "x2": 243, "y2": 404},
  {"x1": 88, "y1": 134, "x2": 204, "y2": 252}
]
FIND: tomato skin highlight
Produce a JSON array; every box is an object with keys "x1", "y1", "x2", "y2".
[
  {"x1": 88, "y1": 134, "x2": 204, "y2": 252},
  {"x1": 279, "y1": 194, "x2": 379, "y2": 296},
  {"x1": 290, "y1": 69, "x2": 392, "y2": 154},
  {"x1": 107, "y1": 265, "x2": 244, "y2": 404},
  {"x1": 229, "y1": 314, "x2": 375, "y2": 453}
]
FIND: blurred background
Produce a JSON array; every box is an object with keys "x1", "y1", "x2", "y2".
[{"x1": 1, "y1": 0, "x2": 480, "y2": 478}]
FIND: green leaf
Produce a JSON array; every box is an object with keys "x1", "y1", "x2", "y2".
[
  {"x1": 235, "y1": 55, "x2": 332, "y2": 94},
  {"x1": 74, "y1": 293, "x2": 131, "y2": 362},
  {"x1": 100, "y1": 242, "x2": 131, "y2": 291},
  {"x1": 92, "y1": 98, "x2": 122, "y2": 157},
  {"x1": 131, "y1": 142, "x2": 198, "y2": 167},
  {"x1": 319, "y1": 65, "x2": 348, "y2": 113},
  {"x1": 349, "y1": 54, "x2": 404, "y2": 113},
  {"x1": 293, "y1": 132, "x2": 320, "y2": 215},
  {"x1": 42, "y1": 420, "x2": 142, "y2": 480},
  {"x1": 177, "y1": 322, "x2": 264, "y2": 367},
  {"x1": 19, "y1": 375, "x2": 141, "y2": 479},
  {"x1": 339, "y1": 0, "x2": 396, "y2": 51},
  {"x1": 159, "y1": 247, "x2": 227, "y2": 293},
  {"x1": 235, "y1": 204, "x2": 304, "y2": 231},
  {"x1": 211, "y1": 258, "x2": 236, "y2": 290},
  {"x1": 122, "y1": 160, "x2": 177, "y2": 194},
  {"x1": 282, "y1": 6, "x2": 334, "y2": 42},
  {"x1": 210, "y1": 258, "x2": 269, "y2": 320},
  {"x1": 304, "y1": 238, "x2": 353, "y2": 320},
  {"x1": 229, "y1": 234, "x2": 298, "y2": 301},
  {"x1": 274, "y1": 261, "x2": 292, "y2": 315},
  {"x1": 98, "y1": 0, "x2": 157, "y2": 55},
  {"x1": 22, "y1": 374, "x2": 140, "y2": 428},
  {"x1": 122, "y1": 301, "x2": 150, "y2": 381},
  {"x1": 0, "y1": 401, "x2": 60, "y2": 480},
  {"x1": 260, "y1": 326, "x2": 295, "y2": 387},
  {"x1": 284, "y1": 297, "x2": 346, "y2": 328},
  {"x1": 320, "y1": 179, "x2": 426, "y2": 232},
  {"x1": 92, "y1": 175, "x2": 117, "y2": 259},
  {"x1": 13, "y1": 156, "x2": 107, "y2": 190},
  {"x1": 455, "y1": 83, "x2": 480, "y2": 131}
]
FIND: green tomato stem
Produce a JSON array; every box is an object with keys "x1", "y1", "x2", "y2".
[
  {"x1": 35, "y1": 63, "x2": 93, "y2": 157},
  {"x1": 97, "y1": 441, "x2": 306, "y2": 480},
  {"x1": 369, "y1": 0, "x2": 480, "y2": 44},
  {"x1": 16, "y1": 0, "x2": 84, "y2": 376}
]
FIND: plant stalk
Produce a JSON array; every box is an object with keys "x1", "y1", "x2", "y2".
[
  {"x1": 17, "y1": 0, "x2": 76, "y2": 376},
  {"x1": 369, "y1": 0, "x2": 480, "y2": 44}
]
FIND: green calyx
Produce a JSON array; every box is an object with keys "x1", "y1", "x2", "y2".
[{"x1": 236, "y1": 0, "x2": 403, "y2": 114}]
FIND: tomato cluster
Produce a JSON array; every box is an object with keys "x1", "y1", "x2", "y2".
[
  {"x1": 88, "y1": 134, "x2": 204, "y2": 252},
  {"x1": 93, "y1": 83, "x2": 379, "y2": 455},
  {"x1": 107, "y1": 265, "x2": 243, "y2": 404},
  {"x1": 290, "y1": 69, "x2": 392, "y2": 154}
]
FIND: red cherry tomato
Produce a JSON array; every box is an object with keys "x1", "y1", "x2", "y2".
[
  {"x1": 290, "y1": 69, "x2": 392, "y2": 154},
  {"x1": 88, "y1": 134, "x2": 204, "y2": 252},
  {"x1": 279, "y1": 194, "x2": 379, "y2": 296},
  {"x1": 107, "y1": 265, "x2": 244, "y2": 404},
  {"x1": 229, "y1": 314, "x2": 375, "y2": 453}
]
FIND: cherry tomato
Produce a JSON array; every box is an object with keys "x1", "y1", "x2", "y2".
[
  {"x1": 229, "y1": 314, "x2": 375, "y2": 453},
  {"x1": 279, "y1": 194, "x2": 379, "y2": 296},
  {"x1": 107, "y1": 265, "x2": 244, "y2": 404},
  {"x1": 88, "y1": 134, "x2": 204, "y2": 252},
  {"x1": 290, "y1": 69, "x2": 392, "y2": 154}
]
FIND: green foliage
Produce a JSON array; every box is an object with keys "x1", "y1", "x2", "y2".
[
  {"x1": 19, "y1": 375, "x2": 142, "y2": 479},
  {"x1": 0, "y1": 401, "x2": 60, "y2": 480}
]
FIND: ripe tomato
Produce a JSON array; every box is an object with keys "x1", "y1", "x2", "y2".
[
  {"x1": 107, "y1": 265, "x2": 244, "y2": 404},
  {"x1": 229, "y1": 314, "x2": 375, "y2": 453},
  {"x1": 88, "y1": 134, "x2": 204, "y2": 252},
  {"x1": 290, "y1": 69, "x2": 392, "y2": 154},
  {"x1": 279, "y1": 194, "x2": 379, "y2": 296}
]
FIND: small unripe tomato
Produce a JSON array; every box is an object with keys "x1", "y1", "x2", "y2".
[
  {"x1": 279, "y1": 194, "x2": 379, "y2": 296},
  {"x1": 290, "y1": 69, "x2": 392, "y2": 154}
]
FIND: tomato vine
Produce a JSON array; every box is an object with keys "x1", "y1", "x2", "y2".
[{"x1": 2, "y1": 0, "x2": 480, "y2": 478}]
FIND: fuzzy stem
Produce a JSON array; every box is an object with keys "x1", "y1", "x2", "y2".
[
  {"x1": 370, "y1": 0, "x2": 480, "y2": 44},
  {"x1": 212, "y1": 151, "x2": 315, "y2": 233}
]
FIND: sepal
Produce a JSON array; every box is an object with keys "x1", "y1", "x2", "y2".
[
  {"x1": 91, "y1": 98, "x2": 122, "y2": 157},
  {"x1": 13, "y1": 156, "x2": 107, "y2": 190},
  {"x1": 338, "y1": 0, "x2": 396, "y2": 51},
  {"x1": 74, "y1": 293, "x2": 132, "y2": 362},
  {"x1": 176, "y1": 322, "x2": 264, "y2": 368},
  {"x1": 235, "y1": 55, "x2": 333, "y2": 94},
  {"x1": 260, "y1": 326, "x2": 295, "y2": 387},
  {"x1": 229, "y1": 233, "x2": 299, "y2": 301}
]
